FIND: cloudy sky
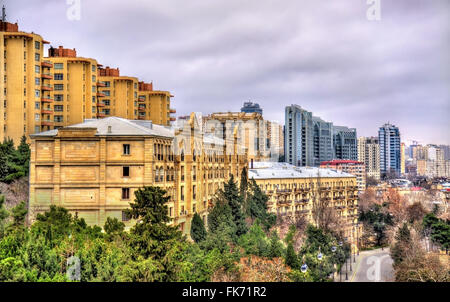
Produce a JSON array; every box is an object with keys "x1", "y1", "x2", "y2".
[{"x1": 7, "y1": 0, "x2": 450, "y2": 145}]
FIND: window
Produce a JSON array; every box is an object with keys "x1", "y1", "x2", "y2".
[
  {"x1": 35, "y1": 114, "x2": 40, "y2": 121},
  {"x1": 54, "y1": 84, "x2": 64, "y2": 91},
  {"x1": 92, "y1": 75, "x2": 96, "y2": 82},
  {"x1": 103, "y1": 90, "x2": 110, "y2": 96},
  {"x1": 35, "y1": 65, "x2": 40, "y2": 73},
  {"x1": 35, "y1": 102, "x2": 40, "y2": 109},
  {"x1": 104, "y1": 81, "x2": 111, "y2": 87},
  {"x1": 54, "y1": 94, "x2": 63, "y2": 101},
  {"x1": 54, "y1": 63, "x2": 64, "y2": 69},
  {"x1": 181, "y1": 186, "x2": 184, "y2": 201},
  {"x1": 123, "y1": 144, "x2": 130, "y2": 155},
  {"x1": 92, "y1": 86, "x2": 96, "y2": 93},
  {"x1": 35, "y1": 41, "x2": 40, "y2": 50},
  {"x1": 193, "y1": 185, "x2": 196, "y2": 200},
  {"x1": 92, "y1": 106, "x2": 96, "y2": 113},
  {"x1": 34, "y1": 126, "x2": 40, "y2": 133},
  {"x1": 54, "y1": 105, "x2": 63, "y2": 112},
  {"x1": 122, "y1": 188, "x2": 130, "y2": 200},
  {"x1": 54, "y1": 73, "x2": 63, "y2": 80},
  {"x1": 54, "y1": 115, "x2": 63, "y2": 122},
  {"x1": 92, "y1": 65, "x2": 96, "y2": 72},
  {"x1": 35, "y1": 53, "x2": 40, "y2": 61},
  {"x1": 35, "y1": 77, "x2": 40, "y2": 85},
  {"x1": 123, "y1": 166, "x2": 130, "y2": 177},
  {"x1": 122, "y1": 211, "x2": 130, "y2": 222},
  {"x1": 35, "y1": 90, "x2": 40, "y2": 97},
  {"x1": 104, "y1": 100, "x2": 110, "y2": 106}
]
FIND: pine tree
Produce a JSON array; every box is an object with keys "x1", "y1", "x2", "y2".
[
  {"x1": 190, "y1": 212, "x2": 207, "y2": 243},
  {"x1": 222, "y1": 175, "x2": 248, "y2": 238},
  {"x1": 285, "y1": 242, "x2": 300, "y2": 269}
]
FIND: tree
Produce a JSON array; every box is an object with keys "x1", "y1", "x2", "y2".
[
  {"x1": 124, "y1": 186, "x2": 187, "y2": 281},
  {"x1": 246, "y1": 178, "x2": 276, "y2": 230},
  {"x1": 310, "y1": 173, "x2": 339, "y2": 233},
  {"x1": 190, "y1": 213, "x2": 207, "y2": 243},
  {"x1": 406, "y1": 202, "x2": 427, "y2": 223},
  {"x1": 104, "y1": 217, "x2": 125, "y2": 236},
  {"x1": 285, "y1": 242, "x2": 300, "y2": 270},
  {"x1": 239, "y1": 166, "x2": 248, "y2": 201},
  {"x1": 391, "y1": 223, "x2": 412, "y2": 265},
  {"x1": 0, "y1": 195, "x2": 8, "y2": 238}
]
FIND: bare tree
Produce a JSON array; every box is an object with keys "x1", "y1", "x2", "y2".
[{"x1": 311, "y1": 171, "x2": 340, "y2": 234}]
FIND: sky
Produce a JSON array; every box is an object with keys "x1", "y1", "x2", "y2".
[{"x1": 6, "y1": 0, "x2": 450, "y2": 145}]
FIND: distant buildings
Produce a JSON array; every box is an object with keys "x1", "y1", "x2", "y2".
[
  {"x1": 284, "y1": 104, "x2": 357, "y2": 167},
  {"x1": 358, "y1": 137, "x2": 381, "y2": 180},
  {"x1": 241, "y1": 101, "x2": 263, "y2": 115},
  {"x1": 320, "y1": 160, "x2": 366, "y2": 192},
  {"x1": 379, "y1": 123, "x2": 401, "y2": 177},
  {"x1": 413, "y1": 144, "x2": 450, "y2": 178}
]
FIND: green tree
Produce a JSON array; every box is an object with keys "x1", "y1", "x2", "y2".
[
  {"x1": 391, "y1": 223, "x2": 412, "y2": 265},
  {"x1": 285, "y1": 242, "x2": 299, "y2": 269},
  {"x1": 104, "y1": 217, "x2": 125, "y2": 236},
  {"x1": 222, "y1": 175, "x2": 248, "y2": 238},
  {"x1": 246, "y1": 178, "x2": 276, "y2": 230},
  {"x1": 190, "y1": 213, "x2": 207, "y2": 243}
]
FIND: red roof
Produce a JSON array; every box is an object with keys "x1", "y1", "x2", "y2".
[{"x1": 320, "y1": 160, "x2": 364, "y2": 165}]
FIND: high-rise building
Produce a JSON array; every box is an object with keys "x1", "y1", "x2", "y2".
[
  {"x1": 357, "y1": 137, "x2": 381, "y2": 180},
  {"x1": 285, "y1": 105, "x2": 314, "y2": 166},
  {"x1": 138, "y1": 81, "x2": 175, "y2": 126},
  {"x1": 285, "y1": 104, "x2": 357, "y2": 167},
  {"x1": 241, "y1": 101, "x2": 263, "y2": 115},
  {"x1": 266, "y1": 120, "x2": 284, "y2": 160},
  {"x1": 0, "y1": 15, "x2": 175, "y2": 145},
  {"x1": 0, "y1": 18, "x2": 51, "y2": 144},
  {"x1": 401, "y1": 142, "x2": 406, "y2": 175},
  {"x1": 379, "y1": 123, "x2": 401, "y2": 176},
  {"x1": 312, "y1": 116, "x2": 334, "y2": 166},
  {"x1": 333, "y1": 126, "x2": 358, "y2": 161}
]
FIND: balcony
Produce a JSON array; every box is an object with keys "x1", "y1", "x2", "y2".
[
  {"x1": 97, "y1": 113, "x2": 106, "y2": 118},
  {"x1": 97, "y1": 82, "x2": 106, "y2": 87},
  {"x1": 169, "y1": 108, "x2": 176, "y2": 113},
  {"x1": 41, "y1": 73, "x2": 52, "y2": 80},
  {"x1": 138, "y1": 97, "x2": 146, "y2": 102},
  {"x1": 138, "y1": 116, "x2": 146, "y2": 120},
  {"x1": 138, "y1": 107, "x2": 146, "y2": 112},
  {"x1": 97, "y1": 92, "x2": 106, "y2": 97},
  {"x1": 41, "y1": 120, "x2": 53, "y2": 126},
  {"x1": 97, "y1": 102, "x2": 105, "y2": 107},
  {"x1": 41, "y1": 84, "x2": 53, "y2": 91},
  {"x1": 170, "y1": 117, "x2": 176, "y2": 122},
  {"x1": 41, "y1": 109, "x2": 53, "y2": 114},
  {"x1": 41, "y1": 97, "x2": 53, "y2": 103},
  {"x1": 41, "y1": 61, "x2": 53, "y2": 68}
]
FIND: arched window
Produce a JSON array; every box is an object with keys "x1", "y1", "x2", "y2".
[{"x1": 181, "y1": 150, "x2": 185, "y2": 162}]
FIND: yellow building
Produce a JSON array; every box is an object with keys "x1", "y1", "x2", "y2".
[
  {"x1": 0, "y1": 19, "x2": 50, "y2": 144},
  {"x1": 46, "y1": 46, "x2": 99, "y2": 129},
  {"x1": 138, "y1": 81, "x2": 175, "y2": 126},
  {"x1": 29, "y1": 114, "x2": 247, "y2": 234},
  {"x1": 0, "y1": 18, "x2": 175, "y2": 145},
  {"x1": 248, "y1": 162, "x2": 361, "y2": 251},
  {"x1": 97, "y1": 66, "x2": 138, "y2": 120}
]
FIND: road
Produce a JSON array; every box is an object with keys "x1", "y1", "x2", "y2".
[{"x1": 350, "y1": 248, "x2": 395, "y2": 282}]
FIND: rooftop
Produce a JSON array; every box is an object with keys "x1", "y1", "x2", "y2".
[
  {"x1": 31, "y1": 116, "x2": 174, "y2": 138},
  {"x1": 248, "y1": 162, "x2": 355, "y2": 179}
]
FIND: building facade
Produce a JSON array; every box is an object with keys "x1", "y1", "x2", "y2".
[
  {"x1": 248, "y1": 162, "x2": 360, "y2": 251},
  {"x1": 379, "y1": 123, "x2": 401, "y2": 177},
  {"x1": 138, "y1": 81, "x2": 175, "y2": 126},
  {"x1": 285, "y1": 105, "x2": 314, "y2": 166},
  {"x1": 28, "y1": 115, "x2": 248, "y2": 234},
  {"x1": 333, "y1": 126, "x2": 358, "y2": 161},
  {"x1": 358, "y1": 136, "x2": 381, "y2": 180}
]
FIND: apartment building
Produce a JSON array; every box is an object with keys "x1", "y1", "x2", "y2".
[
  {"x1": 138, "y1": 81, "x2": 175, "y2": 126},
  {"x1": 379, "y1": 123, "x2": 401, "y2": 176},
  {"x1": 28, "y1": 114, "x2": 247, "y2": 234},
  {"x1": 0, "y1": 19, "x2": 51, "y2": 144},
  {"x1": 248, "y1": 162, "x2": 360, "y2": 251},
  {"x1": 358, "y1": 136, "x2": 381, "y2": 180}
]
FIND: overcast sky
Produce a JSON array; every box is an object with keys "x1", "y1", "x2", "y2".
[{"x1": 7, "y1": 0, "x2": 450, "y2": 145}]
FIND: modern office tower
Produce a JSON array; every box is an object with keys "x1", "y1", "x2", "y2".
[
  {"x1": 97, "y1": 66, "x2": 138, "y2": 120},
  {"x1": 0, "y1": 16, "x2": 51, "y2": 144},
  {"x1": 138, "y1": 81, "x2": 175, "y2": 126},
  {"x1": 241, "y1": 101, "x2": 263, "y2": 115},
  {"x1": 46, "y1": 46, "x2": 99, "y2": 128},
  {"x1": 320, "y1": 159, "x2": 366, "y2": 191},
  {"x1": 379, "y1": 123, "x2": 401, "y2": 177},
  {"x1": 285, "y1": 105, "x2": 314, "y2": 166},
  {"x1": 29, "y1": 114, "x2": 248, "y2": 234},
  {"x1": 358, "y1": 136, "x2": 381, "y2": 180},
  {"x1": 401, "y1": 142, "x2": 406, "y2": 175},
  {"x1": 312, "y1": 116, "x2": 334, "y2": 166},
  {"x1": 333, "y1": 125, "x2": 358, "y2": 161}
]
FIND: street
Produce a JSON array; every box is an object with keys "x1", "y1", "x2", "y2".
[{"x1": 350, "y1": 248, "x2": 395, "y2": 282}]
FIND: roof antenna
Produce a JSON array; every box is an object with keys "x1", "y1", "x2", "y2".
[{"x1": 2, "y1": 5, "x2": 6, "y2": 22}]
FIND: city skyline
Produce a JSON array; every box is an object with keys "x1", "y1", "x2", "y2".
[{"x1": 5, "y1": 0, "x2": 450, "y2": 145}]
